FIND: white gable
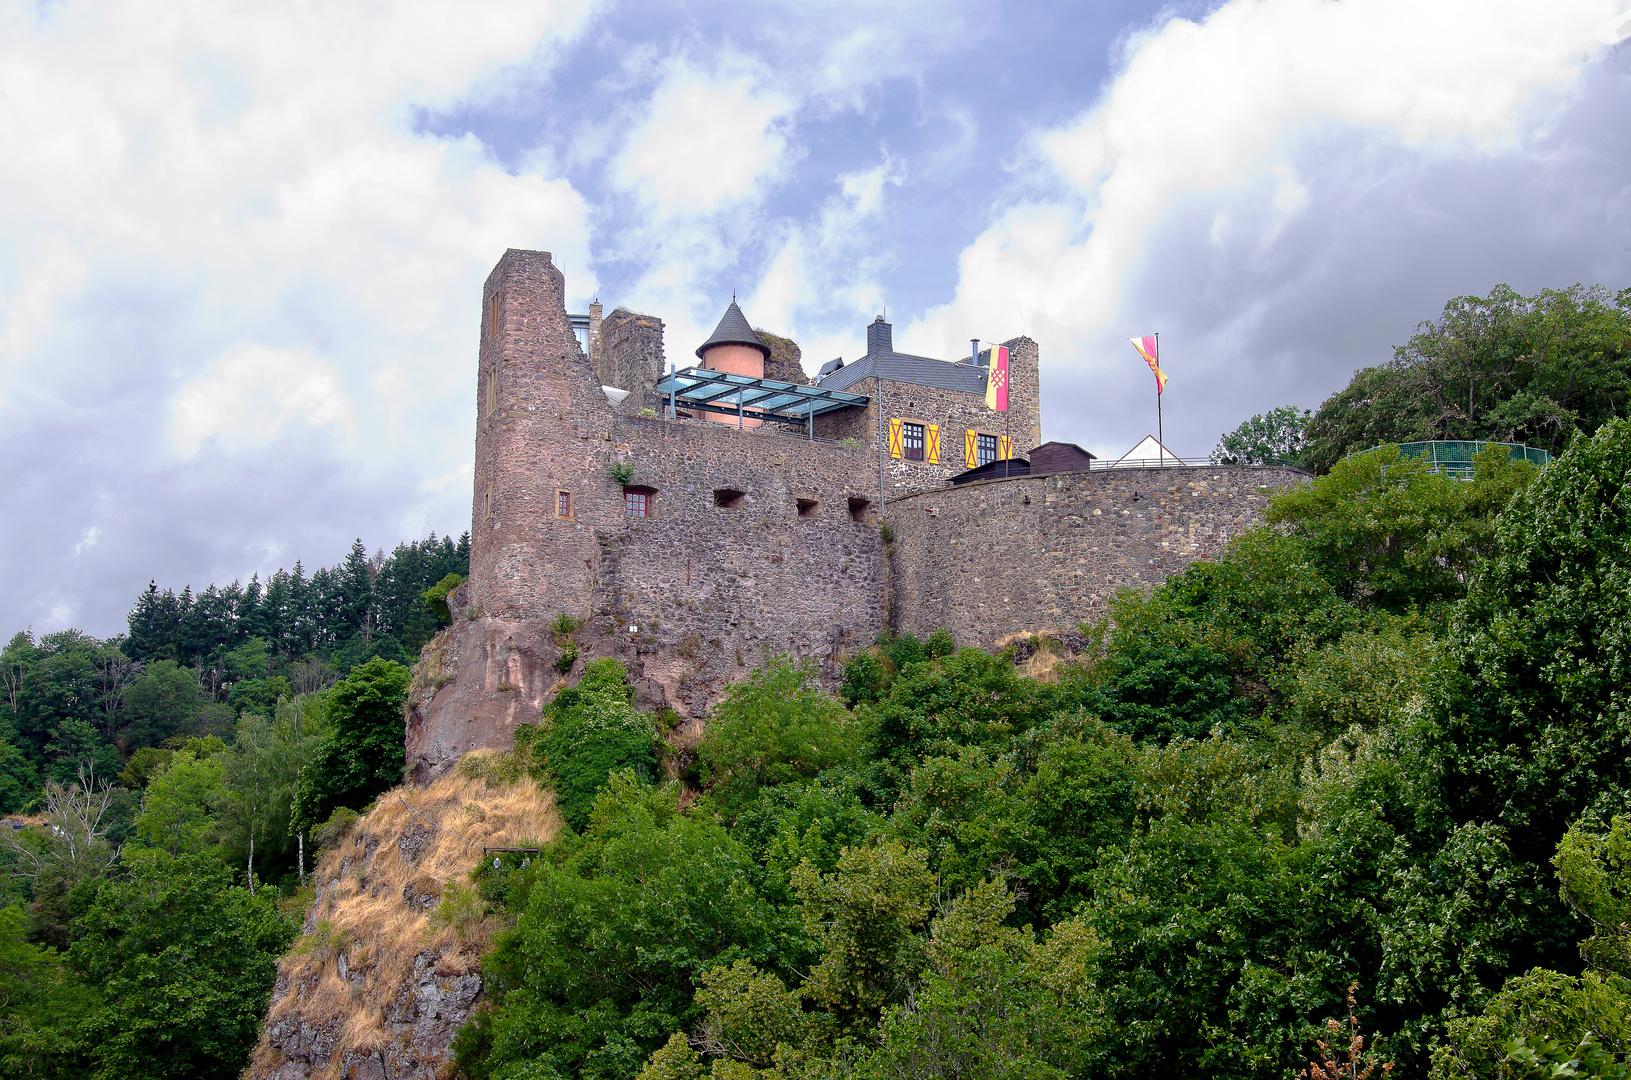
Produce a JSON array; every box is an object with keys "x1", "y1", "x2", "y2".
[{"x1": 1115, "y1": 435, "x2": 1179, "y2": 464}]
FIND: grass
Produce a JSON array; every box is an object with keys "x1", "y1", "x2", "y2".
[{"x1": 246, "y1": 755, "x2": 560, "y2": 1078}]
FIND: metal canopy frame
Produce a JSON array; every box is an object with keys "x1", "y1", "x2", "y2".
[{"x1": 654, "y1": 366, "x2": 870, "y2": 433}]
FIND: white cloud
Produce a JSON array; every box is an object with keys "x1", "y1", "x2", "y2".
[
  {"x1": 611, "y1": 56, "x2": 796, "y2": 220},
  {"x1": 171, "y1": 343, "x2": 352, "y2": 455},
  {"x1": 72, "y1": 527, "x2": 100, "y2": 558},
  {"x1": 0, "y1": 0, "x2": 600, "y2": 431},
  {"x1": 903, "y1": 0, "x2": 1630, "y2": 362}
]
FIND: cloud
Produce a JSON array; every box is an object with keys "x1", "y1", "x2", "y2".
[
  {"x1": 171, "y1": 343, "x2": 352, "y2": 456},
  {"x1": 898, "y1": 0, "x2": 1630, "y2": 455},
  {"x1": 611, "y1": 55, "x2": 796, "y2": 220},
  {"x1": 0, "y1": 0, "x2": 601, "y2": 635}
]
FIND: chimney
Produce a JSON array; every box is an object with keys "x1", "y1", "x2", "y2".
[
  {"x1": 867, "y1": 315, "x2": 892, "y2": 356},
  {"x1": 588, "y1": 299, "x2": 603, "y2": 365}
]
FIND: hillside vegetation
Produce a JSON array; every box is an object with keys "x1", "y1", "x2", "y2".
[{"x1": 444, "y1": 424, "x2": 1631, "y2": 1080}]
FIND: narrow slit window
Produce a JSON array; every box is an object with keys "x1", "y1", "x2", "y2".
[{"x1": 903, "y1": 422, "x2": 925, "y2": 461}]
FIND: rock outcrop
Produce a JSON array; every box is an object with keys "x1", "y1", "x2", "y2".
[{"x1": 247, "y1": 761, "x2": 559, "y2": 1080}]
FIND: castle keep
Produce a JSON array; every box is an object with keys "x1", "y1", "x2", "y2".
[{"x1": 407, "y1": 249, "x2": 1309, "y2": 779}]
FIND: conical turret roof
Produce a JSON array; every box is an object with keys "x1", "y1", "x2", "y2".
[{"x1": 695, "y1": 300, "x2": 770, "y2": 360}]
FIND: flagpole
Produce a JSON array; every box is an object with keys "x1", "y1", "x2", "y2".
[{"x1": 1156, "y1": 333, "x2": 1164, "y2": 467}]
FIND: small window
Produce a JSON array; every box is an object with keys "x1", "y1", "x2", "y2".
[
  {"x1": 848, "y1": 497, "x2": 871, "y2": 523},
  {"x1": 797, "y1": 498, "x2": 818, "y2": 518},
  {"x1": 624, "y1": 488, "x2": 650, "y2": 517},
  {"x1": 903, "y1": 422, "x2": 925, "y2": 461},
  {"x1": 555, "y1": 490, "x2": 572, "y2": 519},
  {"x1": 714, "y1": 489, "x2": 745, "y2": 509},
  {"x1": 977, "y1": 433, "x2": 998, "y2": 467}
]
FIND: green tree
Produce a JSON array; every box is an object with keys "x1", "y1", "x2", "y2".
[
  {"x1": 457, "y1": 774, "x2": 786, "y2": 1080},
  {"x1": 1442, "y1": 420, "x2": 1631, "y2": 862},
  {"x1": 220, "y1": 696, "x2": 329, "y2": 891},
  {"x1": 696, "y1": 657, "x2": 858, "y2": 815},
  {"x1": 524, "y1": 659, "x2": 656, "y2": 830},
  {"x1": 1265, "y1": 443, "x2": 1532, "y2": 616},
  {"x1": 0, "y1": 903, "x2": 96, "y2": 1077},
  {"x1": 1213, "y1": 404, "x2": 1313, "y2": 466},
  {"x1": 121, "y1": 659, "x2": 203, "y2": 749},
  {"x1": 68, "y1": 849, "x2": 295, "y2": 1080},
  {"x1": 131, "y1": 749, "x2": 226, "y2": 858},
  {"x1": 1303, "y1": 283, "x2": 1631, "y2": 472},
  {"x1": 290, "y1": 658, "x2": 410, "y2": 832}
]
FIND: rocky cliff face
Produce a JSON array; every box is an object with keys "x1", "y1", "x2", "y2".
[
  {"x1": 247, "y1": 761, "x2": 559, "y2": 1080},
  {"x1": 404, "y1": 586, "x2": 560, "y2": 784}
]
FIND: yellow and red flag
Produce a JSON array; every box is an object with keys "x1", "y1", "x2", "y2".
[
  {"x1": 1130, "y1": 336, "x2": 1167, "y2": 394},
  {"x1": 985, "y1": 345, "x2": 1009, "y2": 411}
]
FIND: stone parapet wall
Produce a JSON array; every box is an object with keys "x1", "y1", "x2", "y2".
[{"x1": 886, "y1": 464, "x2": 1311, "y2": 649}]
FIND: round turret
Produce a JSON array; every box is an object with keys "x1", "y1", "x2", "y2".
[{"x1": 696, "y1": 299, "x2": 769, "y2": 378}]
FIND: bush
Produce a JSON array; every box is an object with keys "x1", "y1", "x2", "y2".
[
  {"x1": 696, "y1": 657, "x2": 858, "y2": 815},
  {"x1": 422, "y1": 573, "x2": 466, "y2": 626},
  {"x1": 529, "y1": 659, "x2": 656, "y2": 830}
]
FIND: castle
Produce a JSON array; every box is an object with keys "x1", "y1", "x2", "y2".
[{"x1": 406, "y1": 249, "x2": 1310, "y2": 779}]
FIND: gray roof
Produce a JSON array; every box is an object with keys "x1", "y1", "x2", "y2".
[
  {"x1": 695, "y1": 300, "x2": 770, "y2": 360},
  {"x1": 815, "y1": 349, "x2": 989, "y2": 395}
]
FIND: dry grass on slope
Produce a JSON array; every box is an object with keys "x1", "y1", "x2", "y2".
[{"x1": 247, "y1": 753, "x2": 559, "y2": 1079}]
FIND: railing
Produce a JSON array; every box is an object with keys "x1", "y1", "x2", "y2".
[
  {"x1": 1089, "y1": 456, "x2": 1234, "y2": 469},
  {"x1": 1393, "y1": 440, "x2": 1550, "y2": 477}
]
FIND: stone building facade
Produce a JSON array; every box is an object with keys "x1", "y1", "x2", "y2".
[{"x1": 407, "y1": 248, "x2": 1309, "y2": 780}]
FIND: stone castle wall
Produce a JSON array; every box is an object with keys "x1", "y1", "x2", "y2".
[
  {"x1": 886, "y1": 464, "x2": 1310, "y2": 648},
  {"x1": 408, "y1": 248, "x2": 1313, "y2": 780},
  {"x1": 597, "y1": 307, "x2": 666, "y2": 414}
]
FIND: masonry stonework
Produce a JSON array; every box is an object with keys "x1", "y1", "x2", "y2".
[
  {"x1": 407, "y1": 248, "x2": 1313, "y2": 780},
  {"x1": 886, "y1": 465, "x2": 1308, "y2": 649}
]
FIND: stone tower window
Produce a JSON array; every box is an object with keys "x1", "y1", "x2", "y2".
[
  {"x1": 848, "y1": 497, "x2": 871, "y2": 523},
  {"x1": 624, "y1": 487, "x2": 655, "y2": 517},
  {"x1": 797, "y1": 498, "x2": 818, "y2": 518},
  {"x1": 714, "y1": 489, "x2": 745, "y2": 509},
  {"x1": 555, "y1": 490, "x2": 572, "y2": 519},
  {"x1": 903, "y1": 422, "x2": 925, "y2": 461}
]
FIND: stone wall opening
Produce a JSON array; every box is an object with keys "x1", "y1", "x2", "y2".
[
  {"x1": 847, "y1": 496, "x2": 871, "y2": 523},
  {"x1": 797, "y1": 498, "x2": 818, "y2": 518},
  {"x1": 714, "y1": 488, "x2": 745, "y2": 509}
]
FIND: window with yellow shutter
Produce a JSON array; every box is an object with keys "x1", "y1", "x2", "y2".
[
  {"x1": 964, "y1": 429, "x2": 977, "y2": 468},
  {"x1": 887, "y1": 418, "x2": 904, "y2": 458},
  {"x1": 926, "y1": 424, "x2": 940, "y2": 464}
]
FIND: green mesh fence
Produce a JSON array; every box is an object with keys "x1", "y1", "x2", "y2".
[{"x1": 1391, "y1": 440, "x2": 1550, "y2": 478}]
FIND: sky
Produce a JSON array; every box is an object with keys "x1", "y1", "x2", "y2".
[{"x1": 3, "y1": 0, "x2": 1630, "y2": 639}]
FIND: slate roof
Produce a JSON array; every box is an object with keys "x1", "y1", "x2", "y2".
[
  {"x1": 696, "y1": 300, "x2": 770, "y2": 360},
  {"x1": 816, "y1": 350, "x2": 989, "y2": 395},
  {"x1": 948, "y1": 457, "x2": 1032, "y2": 485}
]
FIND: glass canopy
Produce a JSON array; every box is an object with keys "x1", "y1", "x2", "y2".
[{"x1": 652, "y1": 366, "x2": 870, "y2": 428}]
